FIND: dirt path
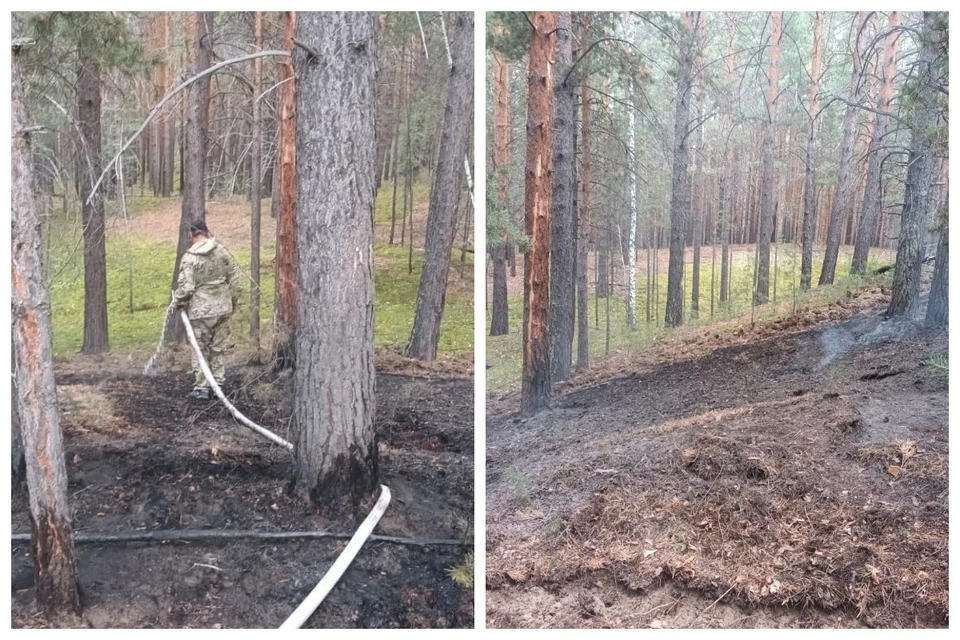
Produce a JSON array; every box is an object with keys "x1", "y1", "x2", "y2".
[
  {"x1": 486, "y1": 299, "x2": 947, "y2": 628},
  {"x1": 12, "y1": 363, "x2": 474, "y2": 629}
]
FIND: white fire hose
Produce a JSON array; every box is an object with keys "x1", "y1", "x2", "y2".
[
  {"x1": 180, "y1": 310, "x2": 294, "y2": 450},
  {"x1": 179, "y1": 311, "x2": 392, "y2": 627},
  {"x1": 280, "y1": 485, "x2": 392, "y2": 629}
]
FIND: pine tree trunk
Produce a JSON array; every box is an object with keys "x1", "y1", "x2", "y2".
[
  {"x1": 490, "y1": 37, "x2": 511, "y2": 337},
  {"x1": 719, "y1": 15, "x2": 736, "y2": 304},
  {"x1": 665, "y1": 13, "x2": 696, "y2": 327},
  {"x1": 924, "y1": 196, "x2": 948, "y2": 328},
  {"x1": 12, "y1": 347, "x2": 25, "y2": 480},
  {"x1": 12, "y1": 27, "x2": 82, "y2": 623},
  {"x1": 800, "y1": 11, "x2": 824, "y2": 290},
  {"x1": 249, "y1": 12, "x2": 263, "y2": 353},
  {"x1": 76, "y1": 45, "x2": 109, "y2": 354},
  {"x1": 521, "y1": 12, "x2": 556, "y2": 416},
  {"x1": 165, "y1": 11, "x2": 212, "y2": 346},
  {"x1": 293, "y1": 11, "x2": 379, "y2": 513},
  {"x1": 148, "y1": 13, "x2": 163, "y2": 197},
  {"x1": 852, "y1": 12, "x2": 900, "y2": 275},
  {"x1": 576, "y1": 59, "x2": 592, "y2": 373},
  {"x1": 889, "y1": 13, "x2": 942, "y2": 318},
  {"x1": 755, "y1": 11, "x2": 781, "y2": 305},
  {"x1": 625, "y1": 76, "x2": 639, "y2": 329},
  {"x1": 405, "y1": 12, "x2": 474, "y2": 361},
  {"x1": 821, "y1": 12, "x2": 867, "y2": 286},
  {"x1": 491, "y1": 244, "x2": 509, "y2": 336},
  {"x1": 162, "y1": 13, "x2": 174, "y2": 197},
  {"x1": 389, "y1": 40, "x2": 406, "y2": 246},
  {"x1": 597, "y1": 249, "x2": 608, "y2": 297},
  {"x1": 691, "y1": 91, "x2": 703, "y2": 318},
  {"x1": 274, "y1": 11, "x2": 298, "y2": 366},
  {"x1": 549, "y1": 11, "x2": 576, "y2": 381}
]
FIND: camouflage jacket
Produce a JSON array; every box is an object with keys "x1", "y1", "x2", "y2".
[{"x1": 173, "y1": 238, "x2": 241, "y2": 319}]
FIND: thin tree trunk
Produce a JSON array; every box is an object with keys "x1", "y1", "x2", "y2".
[
  {"x1": 490, "y1": 36, "x2": 511, "y2": 337},
  {"x1": 755, "y1": 11, "x2": 782, "y2": 305},
  {"x1": 12, "y1": 26, "x2": 82, "y2": 623},
  {"x1": 800, "y1": 11, "x2": 824, "y2": 290},
  {"x1": 521, "y1": 11, "x2": 556, "y2": 416},
  {"x1": 605, "y1": 219, "x2": 612, "y2": 354},
  {"x1": 852, "y1": 11, "x2": 900, "y2": 275},
  {"x1": 625, "y1": 77, "x2": 638, "y2": 329},
  {"x1": 401, "y1": 39, "x2": 415, "y2": 251},
  {"x1": 665, "y1": 12, "x2": 696, "y2": 327},
  {"x1": 162, "y1": 13, "x2": 175, "y2": 197},
  {"x1": 77, "y1": 44, "x2": 109, "y2": 354},
  {"x1": 406, "y1": 12, "x2": 474, "y2": 361},
  {"x1": 292, "y1": 11, "x2": 379, "y2": 513},
  {"x1": 597, "y1": 247, "x2": 608, "y2": 297},
  {"x1": 576, "y1": 55, "x2": 592, "y2": 372},
  {"x1": 821, "y1": 12, "x2": 867, "y2": 286},
  {"x1": 165, "y1": 11, "x2": 212, "y2": 346},
  {"x1": 389, "y1": 39, "x2": 406, "y2": 246},
  {"x1": 249, "y1": 11, "x2": 263, "y2": 354},
  {"x1": 274, "y1": 11, "x2": 298, "y2": 366},
  {"x1": 691, "y1": 90, "x2": 704, "y2": 318},
  {"x1": 549, "y1": 11, "x2": 576, "y2": 381}
]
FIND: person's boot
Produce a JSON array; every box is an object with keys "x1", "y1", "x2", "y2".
[{"x1": 187, "y1": 387, "x2": 211, "y2": 401}]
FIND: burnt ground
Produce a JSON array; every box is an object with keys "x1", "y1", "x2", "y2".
[
  {"x1": 12, "y1": 363, "x2": 474, "y2": 629},
  {"x1": 486, "y1": 296, "x2": 947, "y2": 628}
]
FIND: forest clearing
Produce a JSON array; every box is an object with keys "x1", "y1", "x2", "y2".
[
  {"x1": 486, "y1": 11, "x2": 947, "y2": 629},
  {"x1": 12, "y1": 11, "x2": 474, "y2": 629}
]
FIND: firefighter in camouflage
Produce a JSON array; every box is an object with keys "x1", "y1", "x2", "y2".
[{"x1": 173, "y1": 219, "x2": 241, "y2": 400}]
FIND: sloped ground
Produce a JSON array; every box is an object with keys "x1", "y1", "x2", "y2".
[
  {"x1": 12, "y1": 361, "x2": 474, "y2": 629},
  {"x1": 486, "y1": 294, "x2": 947, "y2": 628}
]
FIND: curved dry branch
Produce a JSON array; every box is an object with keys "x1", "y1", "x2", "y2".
[{"x1": 85, "y1": 50, "x2": 291, "y2": 205}]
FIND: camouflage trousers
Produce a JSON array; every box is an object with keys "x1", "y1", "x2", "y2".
[{"x1": 190, "y1": 314, "x2": 232, "y2": 390}]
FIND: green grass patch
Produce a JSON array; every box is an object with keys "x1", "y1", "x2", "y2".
[
  {"x1": 374, "y1": 179, "x2": 431, "y2": 227},
  {"x1": 486, "y1": 246, "x2": 891, "y2": 392},
  {"x1": 47, "y1": 192, "x2": 472, "y2": 358}
]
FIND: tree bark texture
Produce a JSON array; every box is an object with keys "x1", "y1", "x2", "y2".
[
  {"x1": 851, "y1": 11, "x2": 900, "y2": 275},
  {"x1": 924, "y1": 199, "x2": 947, "y2": 328},
  {"x1": 405, "y1": 12, "x2": 474, "y2": 361},
  {"x1": 755, "y1": 11, "x2": 782, "y2": 305},
  {"x1": 274, "y1": 11, "x2": 299, "y2": 365},
  {"x1": 249, "y1": 11, "x2": 263, "y2": 352},
  {"x1": 800, "y1": 11, "x2": 825, "y2": 290},
  {"x1": 888, "y1": 13, "x2": 942, "y2": 318},
  {"x1": 626, "y1": 76, "x2": 639, "y2": 328},
  {"x1": 576, "y1": 61, "x2": 592, "y2": 372},
  {"x1": 490, "y1": 38, "x2": 511, "y2": 337},
  {"x1": 820, "y1": 12, "x2": 867, "y2": 286},
  {"x1": 521, "y1": 12, "x2": 556, "y2": 416},
  {"x1": 12, "y1": 27, "x2": 83, "y2": 623},
  {"x1": 665, "y1": 12, "x2": 696, "y2": 327},
  {"x1": 292, "y1": 11, "x2": 380, "y2": 513},
  {"x1": 165, "y1": 11, "x2": 213, "y2": 345},
  {"x1": 549, "y1": 11, "x2": 576, "y2": 381},
  {"x1": 76, "y1": 44, "x2": 109, "y2": 354}
]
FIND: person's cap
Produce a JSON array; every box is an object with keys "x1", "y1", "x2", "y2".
[{"x1": 189, "y1": 220, "x2": 209, "y2": 236}]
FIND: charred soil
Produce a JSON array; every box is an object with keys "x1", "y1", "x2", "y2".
[
  {"x1": 12, "y1": 362, "x2": 474, "y2": 629},
  {"x1": 487, "y1": 296, "x2": 947, "y2": 628}
]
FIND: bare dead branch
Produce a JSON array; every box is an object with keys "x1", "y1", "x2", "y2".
[{"x1": 85, "y1": 50, "x2": 291, "y2": 205}]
